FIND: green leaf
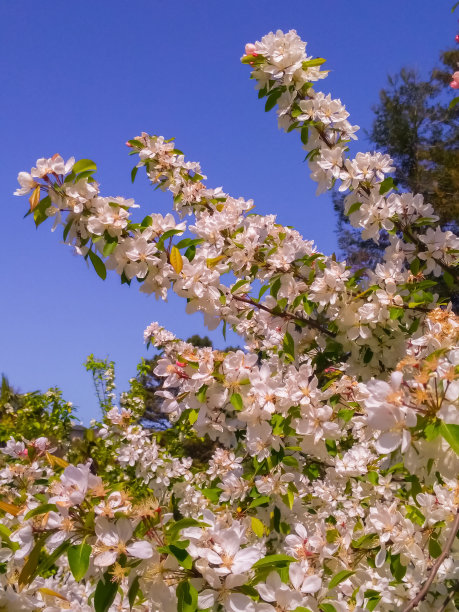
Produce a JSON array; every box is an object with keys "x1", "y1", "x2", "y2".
[
  {"x1": 326, "y1": 529, "x2": 339, "y2": 543},
  {"x1": 63, "y1": 218, "x2": 73, "y2": 242},
  {"x1": 156, "y1": 229, "x2": 184, "y2": 252},
  {"x1": 231, "y1": 279, "x2": 250, "y2": 293},
  {"x1": 251, "y1": 516, "x2": 265, "y2": 537},
  {"x1": 241, "y1": 54, "x2": 266, "y2": 65},
  {"x1": 94, "y1": 571, "x2": 118, "y2": 612},
  {"x1": 175, "y1": 237, "x2": 203, "y2": 250},
  {"x1": 102, "y1": 239, "x2": 118, "y2": 257},
  {"x1": 176, "y1": 580, "x2": 198, "y2": 612},
  {"x1": 390, "y1": 553, "x2": 406, "y2": 581},
  {"x1": 283, "y1": 331, "x2": 295, "y2": 361},
  {"x1": 410, "y1": 257, "x2": 421, "y2": 275},
  {"x1": 337, "y1": 408, "x2": 354, "y2": 422},
  {"x1": 36, "y1": 540, "x2": 70, "y2": 576},
  {"x1": 187, "y1": 408, "x2": 198, "y2": 425},
  {"x1": 449, "y1": 96, "x2": 459, "y2": 109},
  {"x1": 325, "y1": 439, "x2": 337, "y2": 456},
  {"x1": 168, "y1": 545, "x2": 193, "y2": 569},
  {"x1": 63, "y1": 170, "x2": 76, "y2": 184},
  {"x1": 282, "y1": 455, "x2": 299, "y2": 468},
  {"x1": 379, "y1": 176, "x2": 395, "y2": 195},
  {"x1": 131, "y1": 166, "x2": 138, "y2": 183},
  {"x1": 88, "y1": 249, "x2": 107, "y2": 280},
  {"x1": 248, "y1": 496, "x2": 270, "y2": 509},
  {"x1": 68, "y1": 541, "x2": 91, "y2": 581},
  {"x1": 230, "y1": 393, "x2": 243, "y2": 411},
  {"x1": 201, "y1": 487, "x2": 221, "y2": 503},
  {"x1": 265, "y1": 89, "x2": 283, "y2": 112},
  {"x1": 270, "y1": 277, "x2": 281, "y2": 299},
  {"x1": 440, "y1": 421, "x2": 459, "y2": 454},
  {"x1": 428, "y1": 536, "x2": 442, "y2": 559},
  {"x1": 366, "y1": 597, "x2": 381, "y2": 612},
  {"x1": 351, "y1": 533, "x2": 378, "y2": 550},
  {"x1": 0, "y1": 524, "x2": 14, "y2": 548},
  {"x1": 253, "y1": 554, "x2": 296, "y2": 568},
  {"x1": 347, "y1": 201, "x2": 362, "y2": 215},
  {"x1": 73, "y1": 159, "x2": 97, "y2": 174},
  {"x1": 128, "y1": 576, "x2": 140, "y2": 609},
  {"x1": 367, "y1": 471, "x2": 379, "y2": 485},
  {"x1": 363, "y1": 346, "x2": 373, "y2": 364},
  {"x1": 303, "y1": 57, "x2": 326, "y2": 68},
  {"x1": 184, "y1": 244, "x2": 196, "y2": 261},
  {"x1": 33, "y1": 195, "x2": 51, "y2": 227},
  {"x1": 327, "y1": 568, "x2": 357, "y2": 590},
  {"x1": 389, "y1": 307, "x2": 404, "y2": 320},
  {"x1": 452, "y1": 1, "x2": 459, "y2": 12},
  {"x1": 300, "y1": 126, "x2": 309, "y2": 145},
  {"x1": 24, "y1": 503, "x2": 58, "y2": 521},
  {"x1": 319, "y1": 604, "x2": 337, "y2": 612},
  {"x1": 424, "y1": 420, "x2": 441, "y2": 441},
  {"x1": 18, "y1": 536, "x2": 45, "y2": 588},
  {"x1": 443, "y1": 270, "x2": 454, "y2": 289},
  {"x1": 167, "y1": 518, "x2": 203, "y2": 543},
  {"x1": 75, "y1": 170, "x2": 95, "y2": 181},
  {"x1": 196, "y1": 384, "x2": 208, "y2": 403}
]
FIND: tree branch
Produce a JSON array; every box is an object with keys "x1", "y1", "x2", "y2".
[
  {"x1": 232, "y1": 294, "x2": 335, "y2": 337},
  {"x1": 401, "y1": 509, "x2": 459, "y2": 612},
  {"x1": 399, "y1": 224, "x2": 459, "y2": 282}
]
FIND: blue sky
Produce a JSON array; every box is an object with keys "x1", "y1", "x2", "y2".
[{"x1": 1, "y1": 0, "x2": 457, "y2": 423}]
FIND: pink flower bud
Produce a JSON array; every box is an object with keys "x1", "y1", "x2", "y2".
[
  {"x1": 175, "y1": 360, "x2": 186, "y2": 368},
  {"x1": 453, "y1": 71, "x2": 459, "y2": 83},
  {"x1": 125, "y1": 141, "x2": 133, "y2": 147},
  {"x1": 456, "y1": 34, "x2": 459, "y2": 43},
  {"x1": 450, "y1": 80, "x2": 459, "y2": 89},
  {"x1": 245, "y1": 43, "x2": 258, "y2": 56}
]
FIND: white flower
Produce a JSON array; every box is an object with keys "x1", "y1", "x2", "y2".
[
  {"x1": 289, "y1": 561, "x2": 322, "y2": 594},
  {"x1": 10, "y1": 524, "x2": 34, "y2": 560},
  {"x1": 257, "y1": 571, "x2": 304, "y2": 609},
  {"x1": 94, "y1": 517, "x2": 153, "y2": 566},
  {"x1": 14, "y1": 172, "x2": 36, "y2": 195},
  {"x1": 198, "y1": 574, "x2": 255, "y2": 612},
  {"x1": 49, "y1": 463, "x2": 100, "y2": 509},
  {"x1": 361, "y1": 372, "x2": 417, "y2": 453}
]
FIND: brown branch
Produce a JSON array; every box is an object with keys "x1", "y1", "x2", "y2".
[
  {"x1": 232, "y1": 294, "x2": 335, "y2": 337},
  {"x1": 401, "y1": 509, "x2": 459, "y2": 612},
  {"x1": 436, "y1": 587, "x2": 457, "y2": 612},
  {"x1": 398, "y1": 224, "x2": 459, "y2": 282}
]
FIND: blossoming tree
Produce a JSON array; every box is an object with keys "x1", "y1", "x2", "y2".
[{"x1": 5, "y1": 29, "x2": 459, "y2": 612}]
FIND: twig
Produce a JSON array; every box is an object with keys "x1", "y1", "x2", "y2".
[
  {"x1": 232, "y1": 294, "x2": 335, "y2": 337},
  {"x1": 401, "y1": 509, "x2": 459, "y2": 612},
  {"x1": 436, "y1": 587, "x2": 457, "y2": 612},
  {"x1": 399, "y1": 224, "x2": 459, "y2": 282}
]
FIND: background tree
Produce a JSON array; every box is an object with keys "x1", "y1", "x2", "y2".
[
  {"x1": 0, "y1": 374, "x2": 74, "y2": 446},
  {"x1": 335, "y1": 47, "x2": 459, "y2": 270}
]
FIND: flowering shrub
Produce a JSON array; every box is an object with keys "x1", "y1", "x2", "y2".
[
  {"x1": 6, "y1": 29, "x2": 459, "y2": 612},
  {"x1": 0, "y1": 381, "x2": 74, "y2": 448}
]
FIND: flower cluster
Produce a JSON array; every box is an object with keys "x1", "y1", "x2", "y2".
[{"x1": 8, "y1": 28, "x2": 459, "y2": 612}]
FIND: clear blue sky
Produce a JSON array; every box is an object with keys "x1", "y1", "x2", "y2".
[{"x1": 1, "y1": 1, "x2": 456, "y2": 423}]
